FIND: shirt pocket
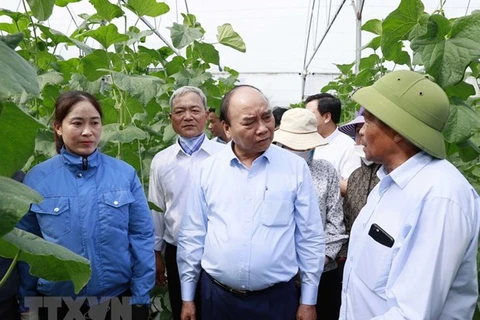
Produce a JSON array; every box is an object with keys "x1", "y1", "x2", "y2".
[
  {"x1": 353, "y1": 235, "x2": 393, "y2": 294},
  {"x1": 260, "y1": 191, "x2": 294, "y2": 227},
  {"x1": 30, "y1": 197, "x2": 71, "y2": 239},
  {"x1": 100, "y1": 190, "x2": 135, "y2": 227}
]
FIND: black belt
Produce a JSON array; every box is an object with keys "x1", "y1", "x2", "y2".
[{"x1": 204, "y1": 271, "x2": 291, "y2": 297}]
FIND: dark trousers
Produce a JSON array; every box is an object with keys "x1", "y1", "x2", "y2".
[
  {"x1": 165, "y1": 243, "x2": 202, "y2": 320},
  {"x1": 200, "y1": 271, "x2": 298, "y2": 320},
  {"x1": 0, "y1": 298, "x2": 20, "y2": 320},
  {"x1": 316, "y1": 268, "x2": 342, "y2": 320}
]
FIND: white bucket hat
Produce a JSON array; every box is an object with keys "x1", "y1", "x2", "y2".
[{"x1": 273, "y1": 108, "x2": 327, "y2": 150}]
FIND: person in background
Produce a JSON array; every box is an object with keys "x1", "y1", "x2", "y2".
[
  {"x1": 340, "y1": 70, "x2": 480, "y2": 319},
  {"x1": 336, "y1": 108, "x2": 381, "y2": 275},
  {"x1": 207, "y1": 107, "x2": 230, "y2": 144},
  {"x1": 149, "y1": 87, "x2": 223, "y2": 320},
  {"x1": 273, "y1": 108, "x2": 347, "y2": 320},
  {"x1": 17, "y1": 90, "x2": 154, "y2": 320},
  {"x1": 305, "y1": 93, "x2": 360, "y2": 181},
  {"x1": 177, "y1": 85, "x2": 325, "y2": 320},
  {"x1": 272, "y1": 106, "x2": 288, "y2": 129}
]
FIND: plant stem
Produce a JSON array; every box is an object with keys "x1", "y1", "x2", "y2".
[{"x1": 0, "y1": 249, "x2": 20, "y2": 288}]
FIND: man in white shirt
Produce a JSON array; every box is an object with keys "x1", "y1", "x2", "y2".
[
  {"x1": 340, "y1": 70, "x2": 480, "y2": 319},
  {"x1": 306, "y1": 93, "x2": 360, "y2": 181},
  {"x1": 207, "y1": 107, "x2": 230, "y2": 144},
  {"x1": 177, "y1": 85, "x2": 325, "y2": 320},
  {"x1": 148, "y1": 86, "x2": 224, "y2": 320}
]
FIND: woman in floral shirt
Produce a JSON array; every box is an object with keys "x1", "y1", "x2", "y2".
[{"x1": 273, "y1": 107, "x2": 347, "y2": 320}]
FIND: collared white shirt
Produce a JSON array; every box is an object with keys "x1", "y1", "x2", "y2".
[
  {"x1": 313, "y1": 128, "x2": 361, "y2": 180},
  {"x1": 177, "y1": 144, "x2": 325, "y2": 305},
  {"x1": 340, "y1": 152, "x2": 480, "y2": 319},
  {"x1": 148, "y1": 136, "x2": 224, "y2": 251}
]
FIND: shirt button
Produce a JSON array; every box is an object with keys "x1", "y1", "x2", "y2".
[
  {"x1": 113, "y1": 201, "x2": 119, "y2": 206},
  {"x1": 77, "y1": 173, "x2": 83, "y2": 178},
  {"x1": 54, "y1": 207, "x2": 60, "y2": 213}
]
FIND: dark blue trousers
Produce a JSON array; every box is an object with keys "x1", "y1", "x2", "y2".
[{"x1": 200, "y1": 271, "x2": 298, "y2": 320}]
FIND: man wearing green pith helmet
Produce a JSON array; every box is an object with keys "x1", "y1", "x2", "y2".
[{"x1": 339, "y1": 70, "x2": 480, "y2": 319}]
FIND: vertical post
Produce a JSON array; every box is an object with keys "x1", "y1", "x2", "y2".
[{"x1": 354, "y1": 0, "x2": 364, "y2": 74}]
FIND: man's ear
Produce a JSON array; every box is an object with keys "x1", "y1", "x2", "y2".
[
  {"x1": 222, "y1": 121, "x2": 231, "y2": 140},
  {"x1": 324, "y1": 112, "x2": 332, "y2": 123}
]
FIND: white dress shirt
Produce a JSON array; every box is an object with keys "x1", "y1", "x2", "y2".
[
  {"x1": 177, "y1": 144, "x2": 325, "y2": 305},
  {"x1": 313, "y1": 128, "x2": 361, "y2": 180},
  {"x1": 340, "y1": 152, "x2": 480, "y2": 319},
  {"x1": 148, "y1": 136, "x2": 224, "y2": 251}
]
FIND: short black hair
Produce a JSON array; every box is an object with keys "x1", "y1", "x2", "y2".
[
  {"x1": 272, "y1": 107, "x2": 288, "y2": 127},
  {"x1": 220, "y1": 84, "x2": 268, "y2": 125},
  {"x1": 305, "y1": 93, "x2": 342, "y2": 124}
]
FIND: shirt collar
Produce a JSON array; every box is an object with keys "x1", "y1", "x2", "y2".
[
  {"x1": 61, "y1": 147, "x2": 100, "y2": 170},
  {"x1": 377, "y1": 151, "x2": 433, "y2": 194},
  {"x1": 225, "y1": 141, "x2": 273, "y2": 167}
]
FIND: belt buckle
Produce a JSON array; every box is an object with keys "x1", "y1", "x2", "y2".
[{"x1": 229, "y1": 287, "x2": 248, "y2": 296}]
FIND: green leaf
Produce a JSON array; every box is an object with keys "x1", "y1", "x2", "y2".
[
  {"x1": 0, "y1": 228, "x2": 91, "y2": 294},
  {"x1": 457, "y1": 139, "x2": 480, "y2": 162},
  {"x1": 0, "y1": 177, "x2": 42, "y2": 237},
  {"x1": 0, "y1": 41, "x2": 39, "y2": 98},
  {"x1": 445, "y1": 81, "x2": 476, "y2": 100},
  {"x1": 102, "y1": 124, "x2": 147, "y2": 144},
  {"x1": 359, "y1": 54, "x2": 380, "y2": 70},
  {"x1": 165, "y1": 56, "x2": 186, "y2": 76},
  {"x1": 0, "y1": 32, "x2": 24, "y2": 49},
  {"x1": 162, "y1": 123, "x2": 177, "y2": 143},
  {"x1": 89, "y1": 0, "x2": 124, "y2": 22},
  {"x1": 126, "y1": 0, "x2": 169, "y2": 18},
  {"x1": 444, "y1": 103, "x2": 480, "y2": 143},
  {"x1": 126, "y1": 29, "x2": 153, "y2": 46},
  {"x1": 148, "y1": 201, "x2": 163, "y2": 213},
  {"x1": 353, "y1": 69, "x2": 375, "y2": 87},
  {"x1": 168, "y1": 23, "x2": 203, "y2": 49},
  {"x1": 171, "y1": 69, "x2": 211, "y2": 87},
  {"x1": 69, "y1": 73, "x2": 103, "y2": 94},
  {"x1": 335, "y1": 62, "x2": 355, "y2": 75},
  {"x1": 70, "y1": 39, "x2": 94, "y2": 55},
  {"x1": 55, "y1": 0, "x2": 81, "y2": 7},
  {"x1": 217, "y1": 23, "x2": 246, "y2": 53},
  {"x1": 362, "y1": 36, "x2": 381, "y2": 51},
  {"x1": 37, "y1": 25, "x2": 72, "y2": 45},
  {"x1": 110, "y1": 72, "x2": 164, "y2": 105},
  {"x1": 0, "y1": 103, "x2": 45, "y2": 177},
  {"x1": 38, "y1": 71, "x2": 63, "y2": 91},
  {"x1": 194, "y1": 41, "x2": 220, "y2": 65},
  {"x1": 26, "y1": 0, "x2": 55, "y2": 21},
  {"x1": 362, "y1": 19, "x2": 382, "y2": 35},
  {"x1": 83, "y1": 24, "x2": 129, "y2": 49},
  {"x1": 381, "y1": 0, "x2": 425, "y2": 60},
  {"x1": 81, "y1": 49, "x2": 110, "y2": 81},
  {"x1": 393, "y1": 50, "x2": 411, "y2": 66},
  {"x1": 411, "y1": 14, "x2": 480, "y2": 88}
]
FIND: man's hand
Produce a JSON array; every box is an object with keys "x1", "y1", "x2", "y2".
[
  {"x1": 296, "y1": 304, "x2": 317, "y2": 320},
  {"x1": 180, "y1": 301, "x2": 196, "y2": 320},
  {"x1": 155, "y1": 251, "x2": 167, "y2": 286}
]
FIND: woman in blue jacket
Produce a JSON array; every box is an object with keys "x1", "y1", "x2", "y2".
[{"x1": 18, "y1": 91, "x2": 155, "y2": 320}]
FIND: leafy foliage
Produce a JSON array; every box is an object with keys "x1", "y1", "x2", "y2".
[{"x1": 0, "y1": 0, "x2": 246, "y2": 316}]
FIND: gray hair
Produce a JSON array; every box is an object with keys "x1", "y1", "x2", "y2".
[{"x1": 169, "y1": 86, "x2": 207, "y2": 112}]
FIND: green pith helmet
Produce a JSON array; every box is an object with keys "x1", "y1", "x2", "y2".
[{"x1": 352, "y1": 70, "x2": 450, "y2": 159}]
